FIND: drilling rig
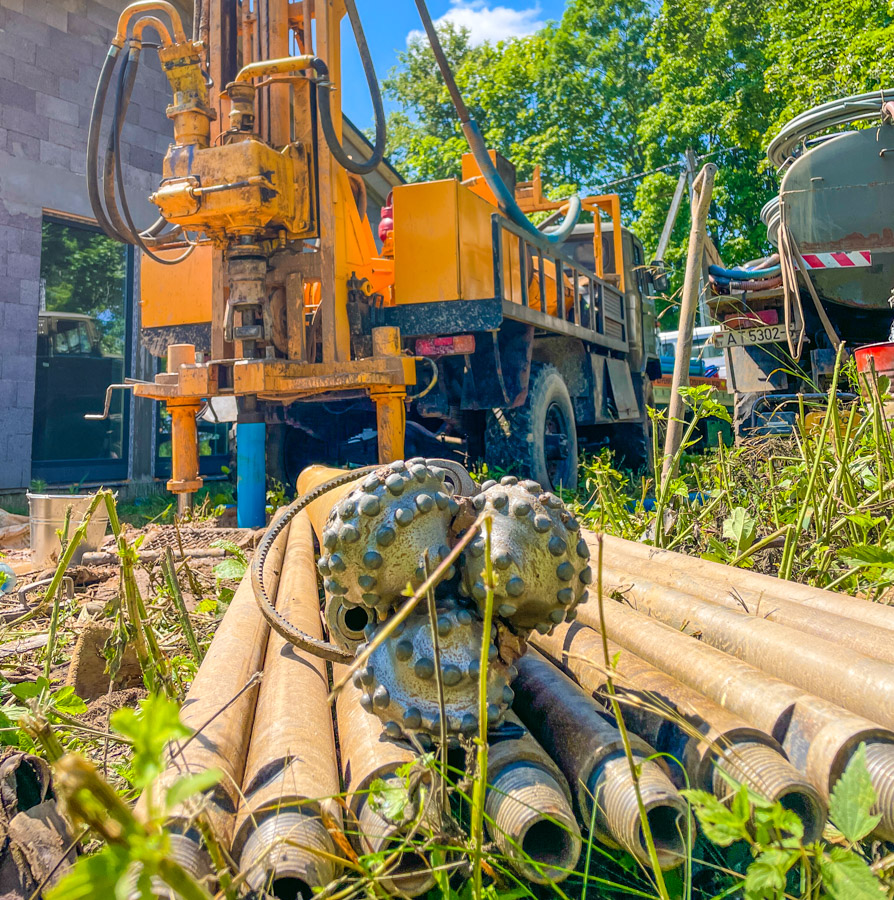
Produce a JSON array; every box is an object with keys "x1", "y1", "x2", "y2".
[{"x1": 88, "y1": 0, "x2": 662, "y2": 525}]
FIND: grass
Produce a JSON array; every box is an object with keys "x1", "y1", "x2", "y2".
[
  {"x1": 117, "y1": 482, "x2": 236, "y2": 527},
  {"x1": 4, "y1": 359, "x2": 894, "y2": 899},
  {"x1": 575, "y1": 355, "x2": 894, "y2": 603}
]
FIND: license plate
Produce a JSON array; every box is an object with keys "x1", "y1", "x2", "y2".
[{"x1": 714, "y1": 324, "x2": 794, "y2": 348}]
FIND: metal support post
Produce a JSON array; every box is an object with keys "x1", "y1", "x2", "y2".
[
  {"x1": 370, "y1": 326, "x2": 407, "y2": 463},
  {"x1": 165, "y1": 344, "x2": 203, "y2": 505},
  {"x1": 237, "y1": 397, "x2": 267, "y2": 528}
]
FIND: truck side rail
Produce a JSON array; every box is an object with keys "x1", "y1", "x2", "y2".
[{"x1": 492, "y1": 214, "x2": 628, "y2": 352}]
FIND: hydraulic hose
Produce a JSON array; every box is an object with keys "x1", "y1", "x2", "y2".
[
  {"x1": 105, "y1": 44, "x2": 141, "y2": 243},
  {"x1": 88, "y1": 33, "x2": 192, "y2": 261},
  {"x1": 312, "y1": 0, "x2": 386, "y2": 175},
  {"x1": 413, "y1": 0, "x2": 581, "y2": 245},
  {"x1": 111, "y1": 44, "x2": 194, "y2": 264},
  {"x1": 88, "y1": 46, "x2": 127, "y2": 242},
  {"x1": 708, "y1": 263, "x2": 781, "y2": 280},
  {"x1": 768, "y1": 90, "x2": 894, "y2": 169},
  {"x1": 251, "y1": 466, "x2": 379, "y2": 664}
]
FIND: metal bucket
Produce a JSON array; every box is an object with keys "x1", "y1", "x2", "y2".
[{"x1": 27, "y1": 493, "x2": 110, "y2": 568}]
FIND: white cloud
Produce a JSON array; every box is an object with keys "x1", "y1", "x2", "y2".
[{"x1": 408, "y1": 1, "x2": 544, "y2": 47}]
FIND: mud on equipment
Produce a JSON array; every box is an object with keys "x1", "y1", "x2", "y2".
[
  {"x1": 460, "y1": 476, "x2": 590, "y2": 636},
  {"x1": 356, "y1": 597, "x2": 515, "y2": 740}
]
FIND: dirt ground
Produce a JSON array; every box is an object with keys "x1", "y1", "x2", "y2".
[{"x1": 0, "y1": 519, "x2": 262, "y2": 772}]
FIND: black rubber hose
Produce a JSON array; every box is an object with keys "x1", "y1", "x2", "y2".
[
  {"x1": 413, "y1": 0, "x2": 580, "y2": 245},
  {"x1": 251, "y1": 466, "x2": 380, "y2": 664},
  {"x1": 87, "y1": 45, "x2": 127, "y2": 242},
  {"x1": 313, "y1": 0, "x2": 385, "y2": 175},
  {"x1": 103, "y1": 45, "x2": 140, "y2": 244},
  {"x1": 112, "y1": 45, "x2": 194, "y2": 264}
]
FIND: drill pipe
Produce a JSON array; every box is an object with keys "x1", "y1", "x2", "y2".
[
  {"x1": 532, "y1": 627, "x2": 826, "y2": 841},
  {"x1": 577, "y1": 573, "x2": 894, "y2": 732},
  {"x1": 297, "y1": 465, "x2": 366, "y2": 542},
  {"x1": 512, "y1": 651, "x2": 689, "y2": 867},
  {"x1": 141, "y1": 515, "x2": 289, "y2": 879},
  {"x1": 334, "y1": 670, "x2": 437, "y2": 896},
  {"x1": 602, "y1": 561, "x2": 894, "y2": 667},
  {"x1": 232, "y1": 513, "x2": 342, "y2": 895},
  {"x1": 566, "y1": 603, "x2": 894, "y2": 840},
  {"x1": 485, "y1": 712, "x2": 582, "y2": 885},
  {"x1": 594, "y1": 532, "x2": 894, "y2": 634}
]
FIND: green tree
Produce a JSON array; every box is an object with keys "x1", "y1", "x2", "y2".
[
  {"x1": 634, "y1": 0, "x2": 779, "y2": 270},
  {"x1": 384, "y1": 0, "x2": 657, "y2": 205},
  {"x1": 765, "y1": 0, "x2": 894, "y2": 122},
  {"x1": 384, "y1": 0, "x2": 894, "y2": 303}
]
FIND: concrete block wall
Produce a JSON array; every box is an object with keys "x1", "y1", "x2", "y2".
[{"x1": 0, "y1": 0, "x2": 184, "y2": 490}]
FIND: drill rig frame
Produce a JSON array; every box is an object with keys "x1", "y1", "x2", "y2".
[{"x1": 89, "y1": 0, "x2": 414, "y2": 521}]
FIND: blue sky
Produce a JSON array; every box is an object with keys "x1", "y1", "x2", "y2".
[{"x1": 340, "y1": 1, "x2": 566, "y2": 128}]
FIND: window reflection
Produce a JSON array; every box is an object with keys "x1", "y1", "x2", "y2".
[{"x1": 32, "y1": 219, "x2": 130, "y2": 480}]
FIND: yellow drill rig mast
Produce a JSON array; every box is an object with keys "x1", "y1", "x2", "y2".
[
  {"x1": 90, "y1": 0, "x2": 414, "y2": 523},
  {"x1": 89, "y1": 0, "x2": 659, "y2": 524}
]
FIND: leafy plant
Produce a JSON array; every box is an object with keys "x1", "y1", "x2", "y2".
[
  {"x1": 47, "y1": 694, "x2": 221, "y2": 900},
  {"x1": 210, "y1": 539, "x2": 248, "y2": 584},
  {"x1": 683, "y1": 745, "x2": 886, "y2": 899}
]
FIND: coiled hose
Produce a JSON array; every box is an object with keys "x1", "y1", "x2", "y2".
[
  {"x1": 767, "y1": 89, "x2": 894, "y2": 169},
  {"x1": 251, "y1": 466, "x2": 378, "y2": 664},
  {"x1": 312, "y1": 0, "x2": 386, "y2": 175},
  {"x1": 413, "y1": 0, "x2": 580, "y2": 245}
]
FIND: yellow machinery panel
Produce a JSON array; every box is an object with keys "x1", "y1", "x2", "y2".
[
  {"x1": 141, "y1": 244, "x2": 213, "y2": 328},
  {"x1": 393, "y1": 179, "x2": 521, "y2": 306},
  {"x1": 153, "y1": 140, "x2": 314, "y2": 239}
]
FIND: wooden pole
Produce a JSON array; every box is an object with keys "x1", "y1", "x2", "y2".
[{"x1": 661, "y1": 163, "x2": 716, "y2": 482}]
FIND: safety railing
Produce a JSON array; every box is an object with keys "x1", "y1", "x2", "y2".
[{"x1": 491, "y1": 213, "x2": 627, "y2": 348}]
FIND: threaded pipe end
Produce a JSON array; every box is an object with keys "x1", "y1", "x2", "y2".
[
  {"x1": 239, "y1": 811, "x2": 340, "y2": 896},
  {"x1": 864, "y1": 742, "x2": 894, "y2": 841},
  {"x1": 144, "y1": 834, "x2": 213, "y2": 898},
  {"x1": 357, "y1": 785, "x2": 436, "y2": 897},
  {"x1": 485, "y1": 762, "x2": 582, "y2": 885},
  {"x1": 714, "y1": 742, "x2": 826, "y2": 842},
  {"x1": 592, "y1": 754, "x2": 689, "y2": 869}
]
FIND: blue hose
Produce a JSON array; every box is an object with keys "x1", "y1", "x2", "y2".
[{"x1": 709, "y1": 263, "x2": 781, "y2": 279}]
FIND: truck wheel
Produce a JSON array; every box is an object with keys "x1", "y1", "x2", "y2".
[{"x1": 486, "y1": 363, "x2": 579, "y2": 492}]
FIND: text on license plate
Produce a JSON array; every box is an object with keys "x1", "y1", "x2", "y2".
[{"x1": 714, "y1": 324, "x2": 793, "y2": 348}]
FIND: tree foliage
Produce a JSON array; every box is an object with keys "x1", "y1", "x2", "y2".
[
  {"x1": 384, "y1": 0, "x2": 894, "y2": 281},
  {"x1": 40, "y1": 221, "x2": 128, "y2": 355}
]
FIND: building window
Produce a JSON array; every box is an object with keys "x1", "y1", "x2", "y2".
[{"x1": 32, "y1": 217, "x2": 133, "y2": 484}]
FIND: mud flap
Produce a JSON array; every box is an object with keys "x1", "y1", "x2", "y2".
[{"x1": 606, "y1": 357, "x2": 639, "y2": 420}]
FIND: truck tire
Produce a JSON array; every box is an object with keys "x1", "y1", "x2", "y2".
[{"x1": 486, "y1": 363, "x2": 579, "y2": 491}]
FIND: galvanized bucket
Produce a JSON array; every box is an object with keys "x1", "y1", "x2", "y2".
[{"x1": 27, "y1": 493, "x2": 110, "y2": 568}]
